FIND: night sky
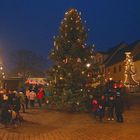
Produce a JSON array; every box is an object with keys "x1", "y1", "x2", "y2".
[{"x1": 0, "y1": 0, "x2": 140, "y2": 60}]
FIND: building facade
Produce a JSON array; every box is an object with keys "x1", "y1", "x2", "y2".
[{"x1": 96, "y1": 41, "x2": 140, "y2": 84}]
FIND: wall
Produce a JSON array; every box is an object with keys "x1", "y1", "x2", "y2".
[
  {"x1": 134, "y1": 60, "x2": 140, "y2": 81},
  {"x1": 95, "y1": 53, "x2": 108, "y2": 74},
  {"x1": 105, "y1": 60, "x2": 140, "y2": 83},
  {"x1": 105, "y1": 61, "x2": 125, "y2": 82}
]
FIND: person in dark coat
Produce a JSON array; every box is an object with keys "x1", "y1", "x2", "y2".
[
  {"x1": 115, "y1": 94, "x2": 124, "y2": 123},
  {"x1": 13, "y1": 96, "x2": 21, "y2": 115},
  {"x1": 0, "y1": 95, "x2": 11, "y2": 126},
  {"x1": 107, "y1": 95, "x2": 115, "y2": 121},
  {"x1": 0, "y1": 90, "x2": 4, "y2": 108},
  {"x1": 97, "y1": 103, "x2": 104, "y2": 122},
  {"x1": 8, "y1": 90, "x2": 16, "y2": 107},
  {"x1": 100, "y1": 95, "x2": 106, "y2": 117}
]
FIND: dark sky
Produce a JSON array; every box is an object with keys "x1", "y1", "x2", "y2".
[{"x1": 0, "y1": 0, "x2": 140, "y2": 59}]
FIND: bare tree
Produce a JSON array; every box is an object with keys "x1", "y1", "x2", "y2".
[{"x1": 11, "y1": 49, "x2": 46, "y2": 79}]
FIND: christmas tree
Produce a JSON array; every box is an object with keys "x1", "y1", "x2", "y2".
[
  {"x1": 124, "y1": 52, "x2": 139, "y2": 88},
  {"x1": 47, "y1": 8, "x2": 98, "y2": 111}
]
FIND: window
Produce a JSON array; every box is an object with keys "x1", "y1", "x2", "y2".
[
  {"x1": 119, "y1": 65, "x2": 122, "y2": 72},
  {"x1": 114, "y1": 67, "x2": 116, "y2": 73},
  {"x1": 98, "y1": 57, "x2": 102, "y2": 63}
]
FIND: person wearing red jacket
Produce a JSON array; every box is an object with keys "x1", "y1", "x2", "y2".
[
  {"x1": 37, "y1": 88, "x2": 44, "y2": 107},
  {"x1": 92, "y1": 99, "x2": 98, "y2": 119}
]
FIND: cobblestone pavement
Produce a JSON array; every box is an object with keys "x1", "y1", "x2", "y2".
[{"x1": 0, "y1": 105, "x2": 140, "y2": 140}]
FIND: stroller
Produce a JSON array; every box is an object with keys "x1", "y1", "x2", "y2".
[
  {"x1": 8, "y1": 109, "x2": 23, "y2": 126},
  {"x1": 1, "y1": 107, "x2": 23, "y2": 127}
]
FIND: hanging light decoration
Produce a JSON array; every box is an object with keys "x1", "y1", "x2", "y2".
[
  {"x1": 81, "y1": 71, "x2": 85, "y2": 74},
  {"x1": 86, "y1": 63, "x2": 91, "y2": 68},
  {"x1": 124, "y1": 52, "x2": 139, "y2": 87}
]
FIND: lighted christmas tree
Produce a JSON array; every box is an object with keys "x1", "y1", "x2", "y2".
[
  {"x1": 124, "y1": 52, "x2": 139, "y2": 88},
  {"x1": 47, "y1": 8, "x2": 98, "y2": 111}
]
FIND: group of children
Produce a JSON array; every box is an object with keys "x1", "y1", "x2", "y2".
[{"x1": 92, "y1": 89, "x2": 124, "y2": 123}]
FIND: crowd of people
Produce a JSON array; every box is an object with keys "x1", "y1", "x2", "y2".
[
  {"x1": 91, "y1": 89, "x2": 124, "y2": 123},
  {"x1": 0, "y1": 83, "x2": 129, "y2": 127},
  {"x1": 0, "y1": 86, "x2": 45, "y2": 127}
]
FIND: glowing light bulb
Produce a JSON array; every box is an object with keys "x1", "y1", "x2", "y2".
[{"x1": 86, "y1": 63, "x2": 91, "y2": 68}]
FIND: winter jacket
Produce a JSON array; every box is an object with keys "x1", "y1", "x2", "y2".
[
  {"x1": 29, "y1": 91, "x2": 36, "y2": 100},
  {"x1": 108, "y1": 97, "x2": 115, "y2": 109},
  {"x1": 115, "y1": 97, "x2": 124, "y2": 113},
  {"x1": 92, "y1": 100, "x2": 98, "y2": 112},
  {"x1": 26, "y1": 90, "x2": 30, "y2": 99},
  {"x1": 37, "y1": 90, "x2": 44, "y2": 99}
]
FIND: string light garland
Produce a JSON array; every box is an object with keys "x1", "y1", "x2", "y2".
[
  {"x1": 124, "y1": 52, "x2": 139, "y2": 87},
  {"x1": 81, "y1": 71, "x2": 85, "y2": 74},
  {"x1": 47, "y1": 8, "x2": 98, "y2": 112}
]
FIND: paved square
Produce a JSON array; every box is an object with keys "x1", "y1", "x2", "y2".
[{"x1": 0, "y1": 104, "x2": 140, "y2": 140}]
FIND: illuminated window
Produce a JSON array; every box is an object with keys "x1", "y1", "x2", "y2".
[{"x1": 119, "y1": 65, "x2": 122, "y2": 72}]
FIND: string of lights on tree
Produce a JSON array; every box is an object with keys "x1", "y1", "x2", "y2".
[{"x1": 47, "y1": 8, "x2": 100, "y2": 112}]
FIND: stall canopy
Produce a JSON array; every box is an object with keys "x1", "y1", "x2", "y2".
[{"x1": 25, "y1": 78, "x2": 47, "y2": 85}]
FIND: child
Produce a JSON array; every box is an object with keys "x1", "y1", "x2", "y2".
[
  {"x1": 97, "y1": 103, "x2": 104, "y2": 122},
  {"x1": 92, "y1": 99, "x2": 98, "y2": 119}
]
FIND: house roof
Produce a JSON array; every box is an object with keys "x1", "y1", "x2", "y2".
[
  {"x1": 105, "y1": 43, "x2": 128, "y2": 66},
  {"x1": 134, "y1": 53, "x2": 140, "y2": 61},
  {"x1": 101, "y1": 40, "x2": 140, "y2": 67},
  {"x1": 97, "y1": 51, "x2": 108, "y2": 55},
  {"x1": 128, "y1": 40, "x2": 140, "y2": 51}
]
